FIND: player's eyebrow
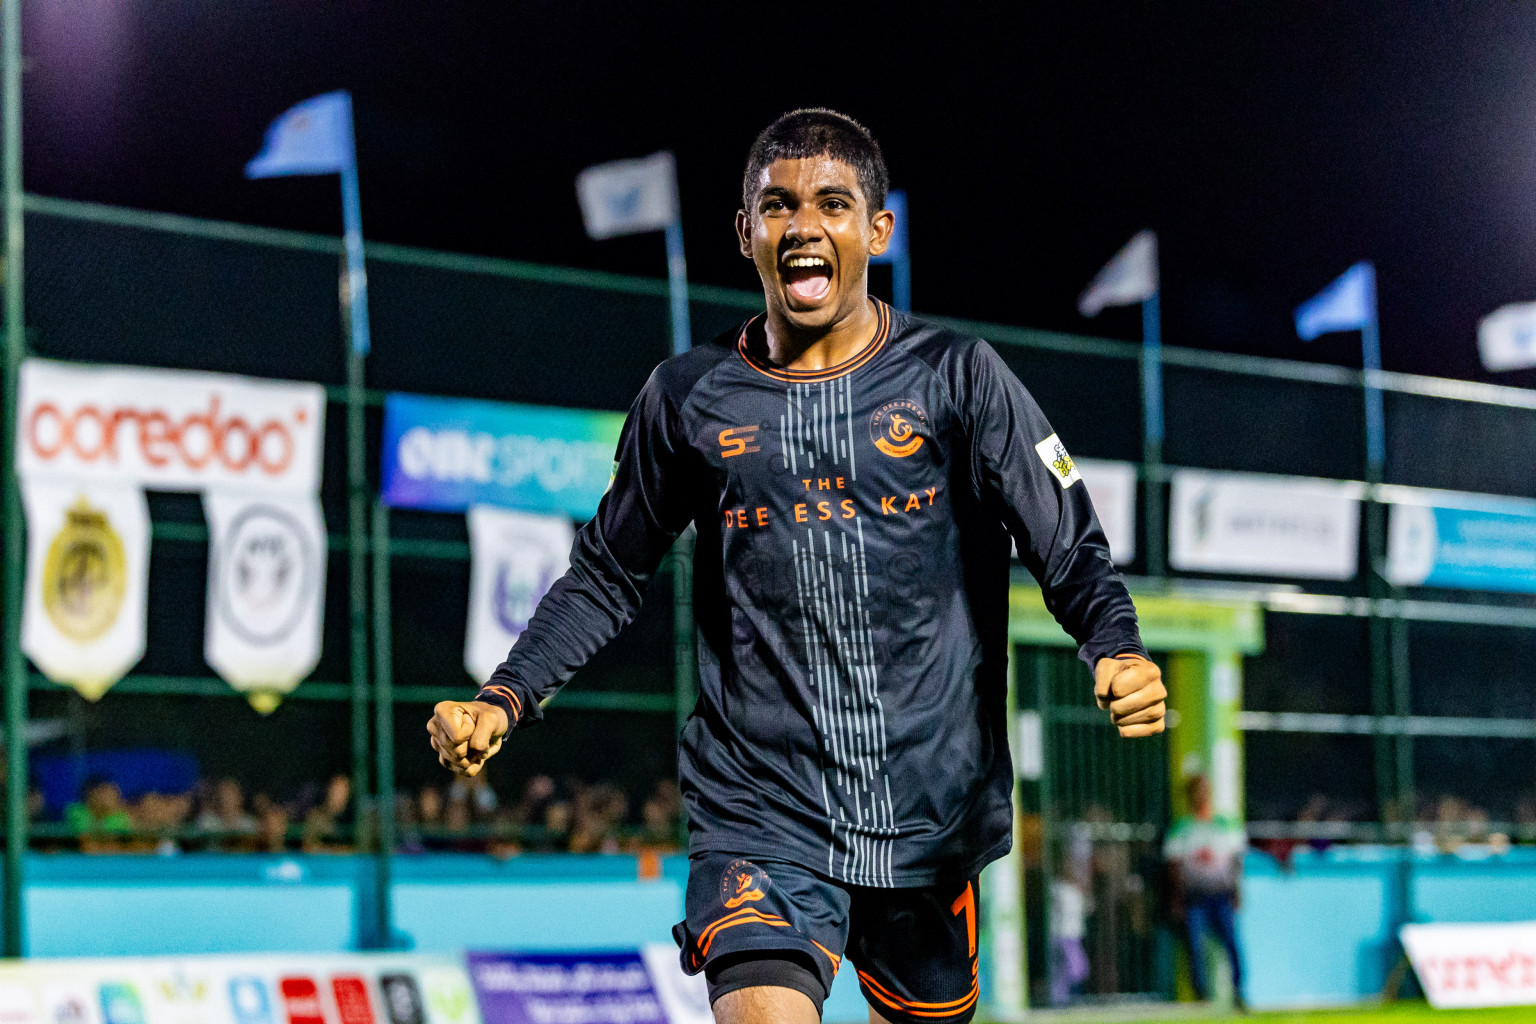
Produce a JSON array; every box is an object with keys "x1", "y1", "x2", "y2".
[{"x1": 813, "y1": 184, "x2": 857, "y2": 200}]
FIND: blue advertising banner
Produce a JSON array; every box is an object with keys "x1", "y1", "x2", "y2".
[
  {"x1": 381, "y1": 394, "x2": 625, "y2": 519},
  {"x1": 1387, "y1": 503, "x2": 1536, "y2": 594},
  {"x1": 467, "y1": 952, "x2": 668, "y2": 1024}
]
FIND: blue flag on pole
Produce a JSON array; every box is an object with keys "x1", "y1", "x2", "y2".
[
  {"x1": 1296, "y1": 261, "x2": 1375, "y2": 341},
  {"x1": 245, "y1": 91, "x2": 354, "y2": 178}
]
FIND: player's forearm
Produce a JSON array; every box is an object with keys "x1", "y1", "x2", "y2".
[{"x1": 1036, "y1": 543, "x2": 1147, "y2": 667}]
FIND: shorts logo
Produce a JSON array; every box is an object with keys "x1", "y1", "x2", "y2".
[
  {"x1": 1033, "y1": 433, "x2": 1081, "y2": 489},
  {"x1": 870, "y1": 400, "x2": 928, "y2": 458},
  {"x1": 721, "y1": 859, "x2": 770, "y2": 909}
]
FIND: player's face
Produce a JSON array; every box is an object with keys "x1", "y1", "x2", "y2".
[{"x1": 736, "y1": 157, "x2": 893, "y2": 332}]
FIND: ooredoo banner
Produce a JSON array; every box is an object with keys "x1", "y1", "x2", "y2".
[
  {"x1": 20, "y1": 478, "x2": 150, "y2": 700},
  {"x1": 204, "y1": 491, "x2": 328, "y2": 710},
  {"x1": 464, "y1": 506, "x2": 573, "y2": 684},
  {"x1": 380, "y1": 393, "x2": 623, "y2": 519},
  {"x1": 1402, "y1": 921, "x2": 1536, "y2": 1009},
  {"x1": 17, "y1": 359, "x2": 326, "y2": 494},
  {"x1": 1169, "y1": 470, "x2": 1362, "y2": 579}
]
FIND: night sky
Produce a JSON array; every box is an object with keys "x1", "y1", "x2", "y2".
[{"x1": 24, "y1": 2, "x2": 1536, "y2": 387}]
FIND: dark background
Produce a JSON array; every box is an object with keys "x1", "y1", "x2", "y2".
[
  {"x1": 17, "y1": 3, "x2": 1536, "y2": 824},
  {"x1": 27, "y1": 2, "x2": 1536, "y2": 386}
]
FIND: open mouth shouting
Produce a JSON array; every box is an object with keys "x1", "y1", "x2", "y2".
[{"x1": 781, "y1": 253, "x2": 834, "y2": 305}]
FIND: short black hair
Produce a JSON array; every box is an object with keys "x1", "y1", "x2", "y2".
[{"x1": 742, "y1": 108, "x2": 889, "y2": 215}]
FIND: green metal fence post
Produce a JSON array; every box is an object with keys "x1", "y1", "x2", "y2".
[
  {"x1": 371, "y1": 500, "x2": 395, "y2": 949},
  {"x1": 345, "y1": 292, "x2": 371, "y2": 857},
  {"x1": 1, "y1": 0, "x2": 24, "y2": 959}
]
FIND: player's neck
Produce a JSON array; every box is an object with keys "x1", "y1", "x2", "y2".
[{"x1": 762, "y1": 294, "x2": 880, "y2": 373}]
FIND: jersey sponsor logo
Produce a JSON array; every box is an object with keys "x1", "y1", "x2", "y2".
[
  {"x1": 43, "y1": 497, "x2": 128, "y2": 643},
  {"x1": 869, "y1": 400, "x2": 928, "y2": 458},
  {"x1": 718, "y1": 426, "x2": 761, "y2": 458},
  {"x1": 720, "y1": 859, "x2": 770, "y2": 909},
  {"x1": 1034, "y1": 433, "x2": 1082, "y2": 489}
]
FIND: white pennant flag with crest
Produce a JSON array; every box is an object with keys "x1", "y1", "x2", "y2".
[
  {"x1": 465, "y1": 505, "x2": 574, "y2": 684},
  {"x1": 203, "y1": 490, "x2": 327, "y2": 713},
  {"x1": 21, "y1": 478, "x2": 150, "y2": 700},
  {"x1": 1078, "y1": 230, "x2": 1158, "y2": 317},
  {"x1": 576, "y1": 151, "x2": 678, "y2": 240}
]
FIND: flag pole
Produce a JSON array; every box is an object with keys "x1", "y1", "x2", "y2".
[
  {"x1": 664, "y1": 218, "x2": 691, "y2": 358},
  {"x1": 1141, "y1": 289, "x2": 1166, "y2": 578},
  {"x1": 334, "y1": 95, "x2": 383, "y2": 944}
]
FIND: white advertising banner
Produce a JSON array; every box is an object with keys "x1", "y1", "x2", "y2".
[
  {"x1": 204, "y1": 491, "x2": 327, "y2": 712},
  {"x1": 1170, "y1": 470, "x2": 1362, "y2": 579},
  {"x1": 0, "y1": 952, "x2": 480, "y2": 1024},
  {"x1": 464, "y1": 506, "x2": 573, "y2": 683},
  {"x1": 1076, "y1": 458, "x2": 1137, "y2": 565},
  {"x1": 1402, "y1": 921, "x2": 1536, "y2": 1009},
  {"x1": 20, "y1": 478, "x2": 150, "y2": 700},
  {"x1": 17, "y1": 359, "x2": 326, "y2": 494}
]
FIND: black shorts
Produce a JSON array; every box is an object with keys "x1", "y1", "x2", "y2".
[{"x1": 672, "y1": 851, "x2": 980, "y2": 1024}]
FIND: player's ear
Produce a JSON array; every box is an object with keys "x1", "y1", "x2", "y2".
[
  {"x1": 735, "y1": 209, "x2": 754, "y2": 259},
  {"x1": 867, "y1": 207, "x2": 895, "y2": 258}
]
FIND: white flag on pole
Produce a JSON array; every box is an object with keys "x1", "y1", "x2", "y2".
[
  {"x1": 203, "y1": 490, "x2": 327, "y2": 712},
  {"x1": 1078, "y1": 230, "x2": 1158, "y2": 317},
  {"x1": 21, "y1": 478, "x2": 150, "y2": 700},
  {"x1": 465, "y1": 505, "x2": 574, "y2": 683},
  {"x1": 576, "y1": 151, "x2": 678, "y2": 239},
  {"x1": 1477, "y1": 302, "x2": 1536, "y2": 371}
]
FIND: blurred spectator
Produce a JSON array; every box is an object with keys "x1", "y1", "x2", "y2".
[
  {"x1": 66, "y1": 777, "x2": 134, "y2": 853},
  {"x1": 1165, "y1": 775, "x2": 1246, "y2": 1009},
  {"x1": 195, "y1": 778, "x2": 258, "y2": 848},
  {"x1": 301, "y1": 774, "x2": 352, "y2": 853},
  {"x1": 132, "y1": 791, "x2": 193, "y2": 854},
  {"x1": 1050, "y1": 870, "x2": 1091, "y2": 1006},
  {"x1": 257, "y1": 801, "x2": 290, "y2": 854},
  {"x1": 569, "y1": 783, "x2": 626, "y2": 854}
]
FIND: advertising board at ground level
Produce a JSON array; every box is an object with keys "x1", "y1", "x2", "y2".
[
  {"x1": 0, "y1": 954, "x2": 478, "y2": 1024},
  {"x1": 1402, "y1": 921, "x2": 1536, "y2": 1009},
  {"x1": 17, "y1": 359, "x2": 326, "y2": 494},
  {"x1": 380, "y1": 394, "x2": 624, "y2": 520}
]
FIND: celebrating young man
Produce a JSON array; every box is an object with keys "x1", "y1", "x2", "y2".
[{"x1": 430, "y1": 109, "x2": 1165, "y2": 1024}]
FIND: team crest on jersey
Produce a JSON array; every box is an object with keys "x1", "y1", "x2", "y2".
[
  {"x1": 869, "y1": 400, "x2": 929, "y2": 458},
  {"x1": 720, "y1": 859, "x2": 771, "y2": 908}
]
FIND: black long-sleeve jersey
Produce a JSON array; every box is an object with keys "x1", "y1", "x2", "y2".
[{"x1": 477, "y1": 300, "x2": 1146, "y2": 886}]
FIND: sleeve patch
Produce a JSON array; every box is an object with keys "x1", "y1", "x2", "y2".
[{"x1": 1033, "y1": 434, "x2": 1082, "y2": 489}]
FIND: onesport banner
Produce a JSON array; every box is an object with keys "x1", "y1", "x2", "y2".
[
  {"x1": 1075, "y1": 458, "x2": 1137, "y2": 565},
  {"x1": 18, "y1": 359, "x2": 326, "y2": 494},
  {"x1": 1387, "y1": 501, "x2": 1536, "y2": 594},
  {"x1": 466, "y1": 947, "x2": 709, "y2": 1024},
  {"x1": 465, "y1": 506, "x2": 573, "y2": 684},
  {"x1": 380, "y1": 393, "x2": 624, "y2": 520},
  {"x1": 0, "y1": 953, "x2": 479, "y2": 1024},
  {"x1": 20, "y1": 479, "x2": 150, "y2": 700},
  {"x1": 1169, "y1": 470, "x2": 1362, "y2": 579},
  {"x1": 1401, "y1": 921, "x2": 1536, "y2": 1008},
  {"x1": 204, "y1": 491, "x2": 328, "y2": 711}
]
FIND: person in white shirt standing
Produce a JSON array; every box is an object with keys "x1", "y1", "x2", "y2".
[{"x1": 1164, "y1": 775, "x2": 1246, "y2": 1008}]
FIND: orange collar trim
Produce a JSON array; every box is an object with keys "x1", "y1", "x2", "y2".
[{"x1": 736, "y1": 300, "x2": 891, "y2": 383}]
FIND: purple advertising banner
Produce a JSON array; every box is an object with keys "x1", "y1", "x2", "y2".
[{"x1": 466, "y1": 952, "x2": 668, "y2": 1024}]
